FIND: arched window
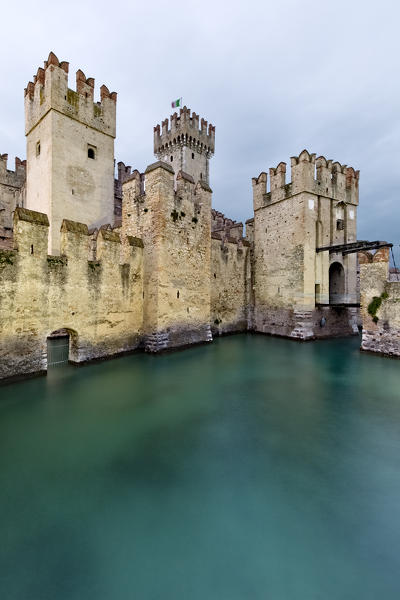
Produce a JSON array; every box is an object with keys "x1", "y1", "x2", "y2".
[{"x1": 88, "y1": 146, "x2": 96, "y2": 159}]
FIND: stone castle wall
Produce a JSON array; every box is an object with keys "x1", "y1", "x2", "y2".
[
  {"x1": 0, "y1": 207, "x2": 143, "y2": 381},
  {"x1": 211, "y1": 235, "x2": 251, "y2": 335},
  {"x1": 0, "y1": 48, "x2": 376, "y2": 383},
  {"x1": 359, "y1": 247, "x2": 400, "y2": 357}
]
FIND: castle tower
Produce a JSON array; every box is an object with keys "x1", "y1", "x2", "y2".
[
  {"x1": 0, "y1": 154, "x2": 26, "y2": 233},
  {"x1": 153, "y1": 107, "x2": 215, "y2": 185},
  {"x1": 252, "y1": 149, "x2": 360, "y2": 339},
  {"x1": 122, "y1": 161, "x2": 213, "y2": 352},
  {"x1": 24, "y1": 52, "x2": 117, "y2": 253}
]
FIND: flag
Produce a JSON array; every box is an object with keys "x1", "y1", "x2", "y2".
[{"x1": 171, "y1": 98, "x2": 182, "y2": 109}]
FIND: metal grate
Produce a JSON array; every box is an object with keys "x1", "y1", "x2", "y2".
[{"x1": 47, "y1": 335, "x2": 70, "y2": 367}]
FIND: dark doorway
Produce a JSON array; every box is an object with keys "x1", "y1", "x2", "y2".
[
  {"x1": 47, "y1": 329, "x2": 70, "y2": 368},
  {"x1": 329, "y1": 262, "x2": 345, "y2": 304}
]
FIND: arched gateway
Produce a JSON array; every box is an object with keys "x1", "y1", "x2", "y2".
[
  {"x1": 47, "y1": 329, "x2": 77, "y2": 368},
  {"x1": 329, "y1": 262, "x2": 345, "y2": 304}
]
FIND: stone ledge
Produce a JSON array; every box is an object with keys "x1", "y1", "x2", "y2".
[
  {"x1": 61, "y1": 219, "x2": 89, "y2": 235},
  {"x1": 177, "y1": 170, "x2": 195, "y2": 184},
  {"x1": 127, "y1": 236, "x2": 144, "y2": 248},
  {"x1": 197, "y1": 180, "x2": 212, "y2": 193},
  {"x1": 145, "y1": 160, "x2": 174, "y2": 175},
  {"x1": 15, "y1": 207, "x2": 49, "y2": 226},
  {"x1": 99, "y1": 229, "x2": 120, "y2": 243}
]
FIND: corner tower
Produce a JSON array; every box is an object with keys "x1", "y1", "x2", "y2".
[
  {"x1": 24, "y1": 52, "x2": 117, "y2": 253},
  {"x1": 252, "y1": 149, "x2": 360, "y2": 339},
  {"x1": 154, "y1": 107, "x2": 215, "y2": 185}
]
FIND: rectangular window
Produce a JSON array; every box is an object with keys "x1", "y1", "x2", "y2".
[
  {"x1": 87, "y1": 144, "x2": 97, "y2": 159},
  {"x1": 336, "y1": 219, "x2": 344, "y2": 231},
  {"x1": 36, "y1": 141, "x2": 40, "y2": 157}
]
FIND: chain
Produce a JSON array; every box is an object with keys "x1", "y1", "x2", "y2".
[{"x1": 390, "y1": 246, "x2": 400, "y2": 281}]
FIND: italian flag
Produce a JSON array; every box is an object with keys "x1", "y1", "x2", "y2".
[{"x1": 171, "y1": 98, "x2": 182, "y2": 109}]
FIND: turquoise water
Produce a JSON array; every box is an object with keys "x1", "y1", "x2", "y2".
[{"x1": 1, "y1": 335, "x2": 400, "y2": 599}]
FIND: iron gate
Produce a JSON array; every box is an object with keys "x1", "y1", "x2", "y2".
[{"x1": 47, "y1": 335, "x2": 70, "y2": 367}]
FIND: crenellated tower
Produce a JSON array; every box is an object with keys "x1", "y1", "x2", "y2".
[
  {"x1": 153, "y1": 107, "x2": 215, "y2": 186},
  {"x1": 252, "y1": 149, "x2": 360, "y2": 339},
  {"x1": 24, "y1": 51, "x2": 117, "y2": 253},
  {"x1": 0, "y1": 154, "x2": 26, "y2": 235}
]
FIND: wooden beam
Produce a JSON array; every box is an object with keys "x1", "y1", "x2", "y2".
[{"x1": 316, "y1": 241, "x2": 392, "y2": 254}]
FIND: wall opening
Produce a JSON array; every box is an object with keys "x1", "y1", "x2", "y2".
[
  {"x1": 88, "y1": 144, "x2": 96, "y2": 159},
  {"x1": 315, "y1": 283, "x2": 321, "y2": 302},
  {"x1": 329, "y1": 262, "x2": 345, "y2": 304},
  {"x1": 47, "y1": 329, "x2": 71, "y2": 368}
]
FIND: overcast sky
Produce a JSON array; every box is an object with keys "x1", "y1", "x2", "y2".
[{"x1": 1, "y1": 0, "x2": 399, "y2": 258}]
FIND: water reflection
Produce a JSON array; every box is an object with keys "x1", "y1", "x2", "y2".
[{"x1": 0, "y1": 335, "x2": 400, "y2": 599}]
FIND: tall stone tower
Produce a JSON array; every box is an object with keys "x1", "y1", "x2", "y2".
[
  {"x1": 153, "y1": 107, "x2": 215, "y2": 185},
  {"x1": 252, "y1": 149, "x2": 360, "y2": 339},
  {"x1": 122, "y1": 162, "x2": 213, "y2": 352},
  {"x1": 24, "y1": 52, "x2": 117, "y2": 253}
]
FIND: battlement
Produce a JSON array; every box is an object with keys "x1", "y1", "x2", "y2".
[
  {"x1": 25, "y1": 51, "x2": 117, "y2": 138},
  {"x1": 358, "y1": 247, "x2": 390, "y2": 265},
  {"x1": 154, "y1": 106, "x2": 215, "y2": 156},
  {"x1": 12, "y1": 207, "x2": 142, "y2": 268},
  {"x1": 121, "y1": 162, "x2": 213, "y2": 254},
  {"x1": 211, "y1": 208, "x2": 244, "y2": 240},
  {"x1": 252, "y1": 149, "x2": 359, "y2": 209},
  {"x1": 0, "y1": 153, "x2": 26, "y2": 187}
]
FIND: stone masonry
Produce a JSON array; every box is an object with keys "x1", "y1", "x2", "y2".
[
  {"x1": 0, "y1": 207, "x2": 143, "y2": 381},
  {"x1": 359, "y1": 247, "x2": 400, "y2": 357}
]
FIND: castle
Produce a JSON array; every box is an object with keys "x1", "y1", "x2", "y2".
[{"x1": 0, "y1": 52, "x2": 397, "y2": 382}]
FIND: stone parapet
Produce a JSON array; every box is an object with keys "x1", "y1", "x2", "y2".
[{"x1": 253, "y1": 149, "x2": 359, "y2": 210}]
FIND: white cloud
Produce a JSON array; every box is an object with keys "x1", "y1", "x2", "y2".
[{"x1": 1, "y1": 0, "x2": 399, "y2": 247}]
